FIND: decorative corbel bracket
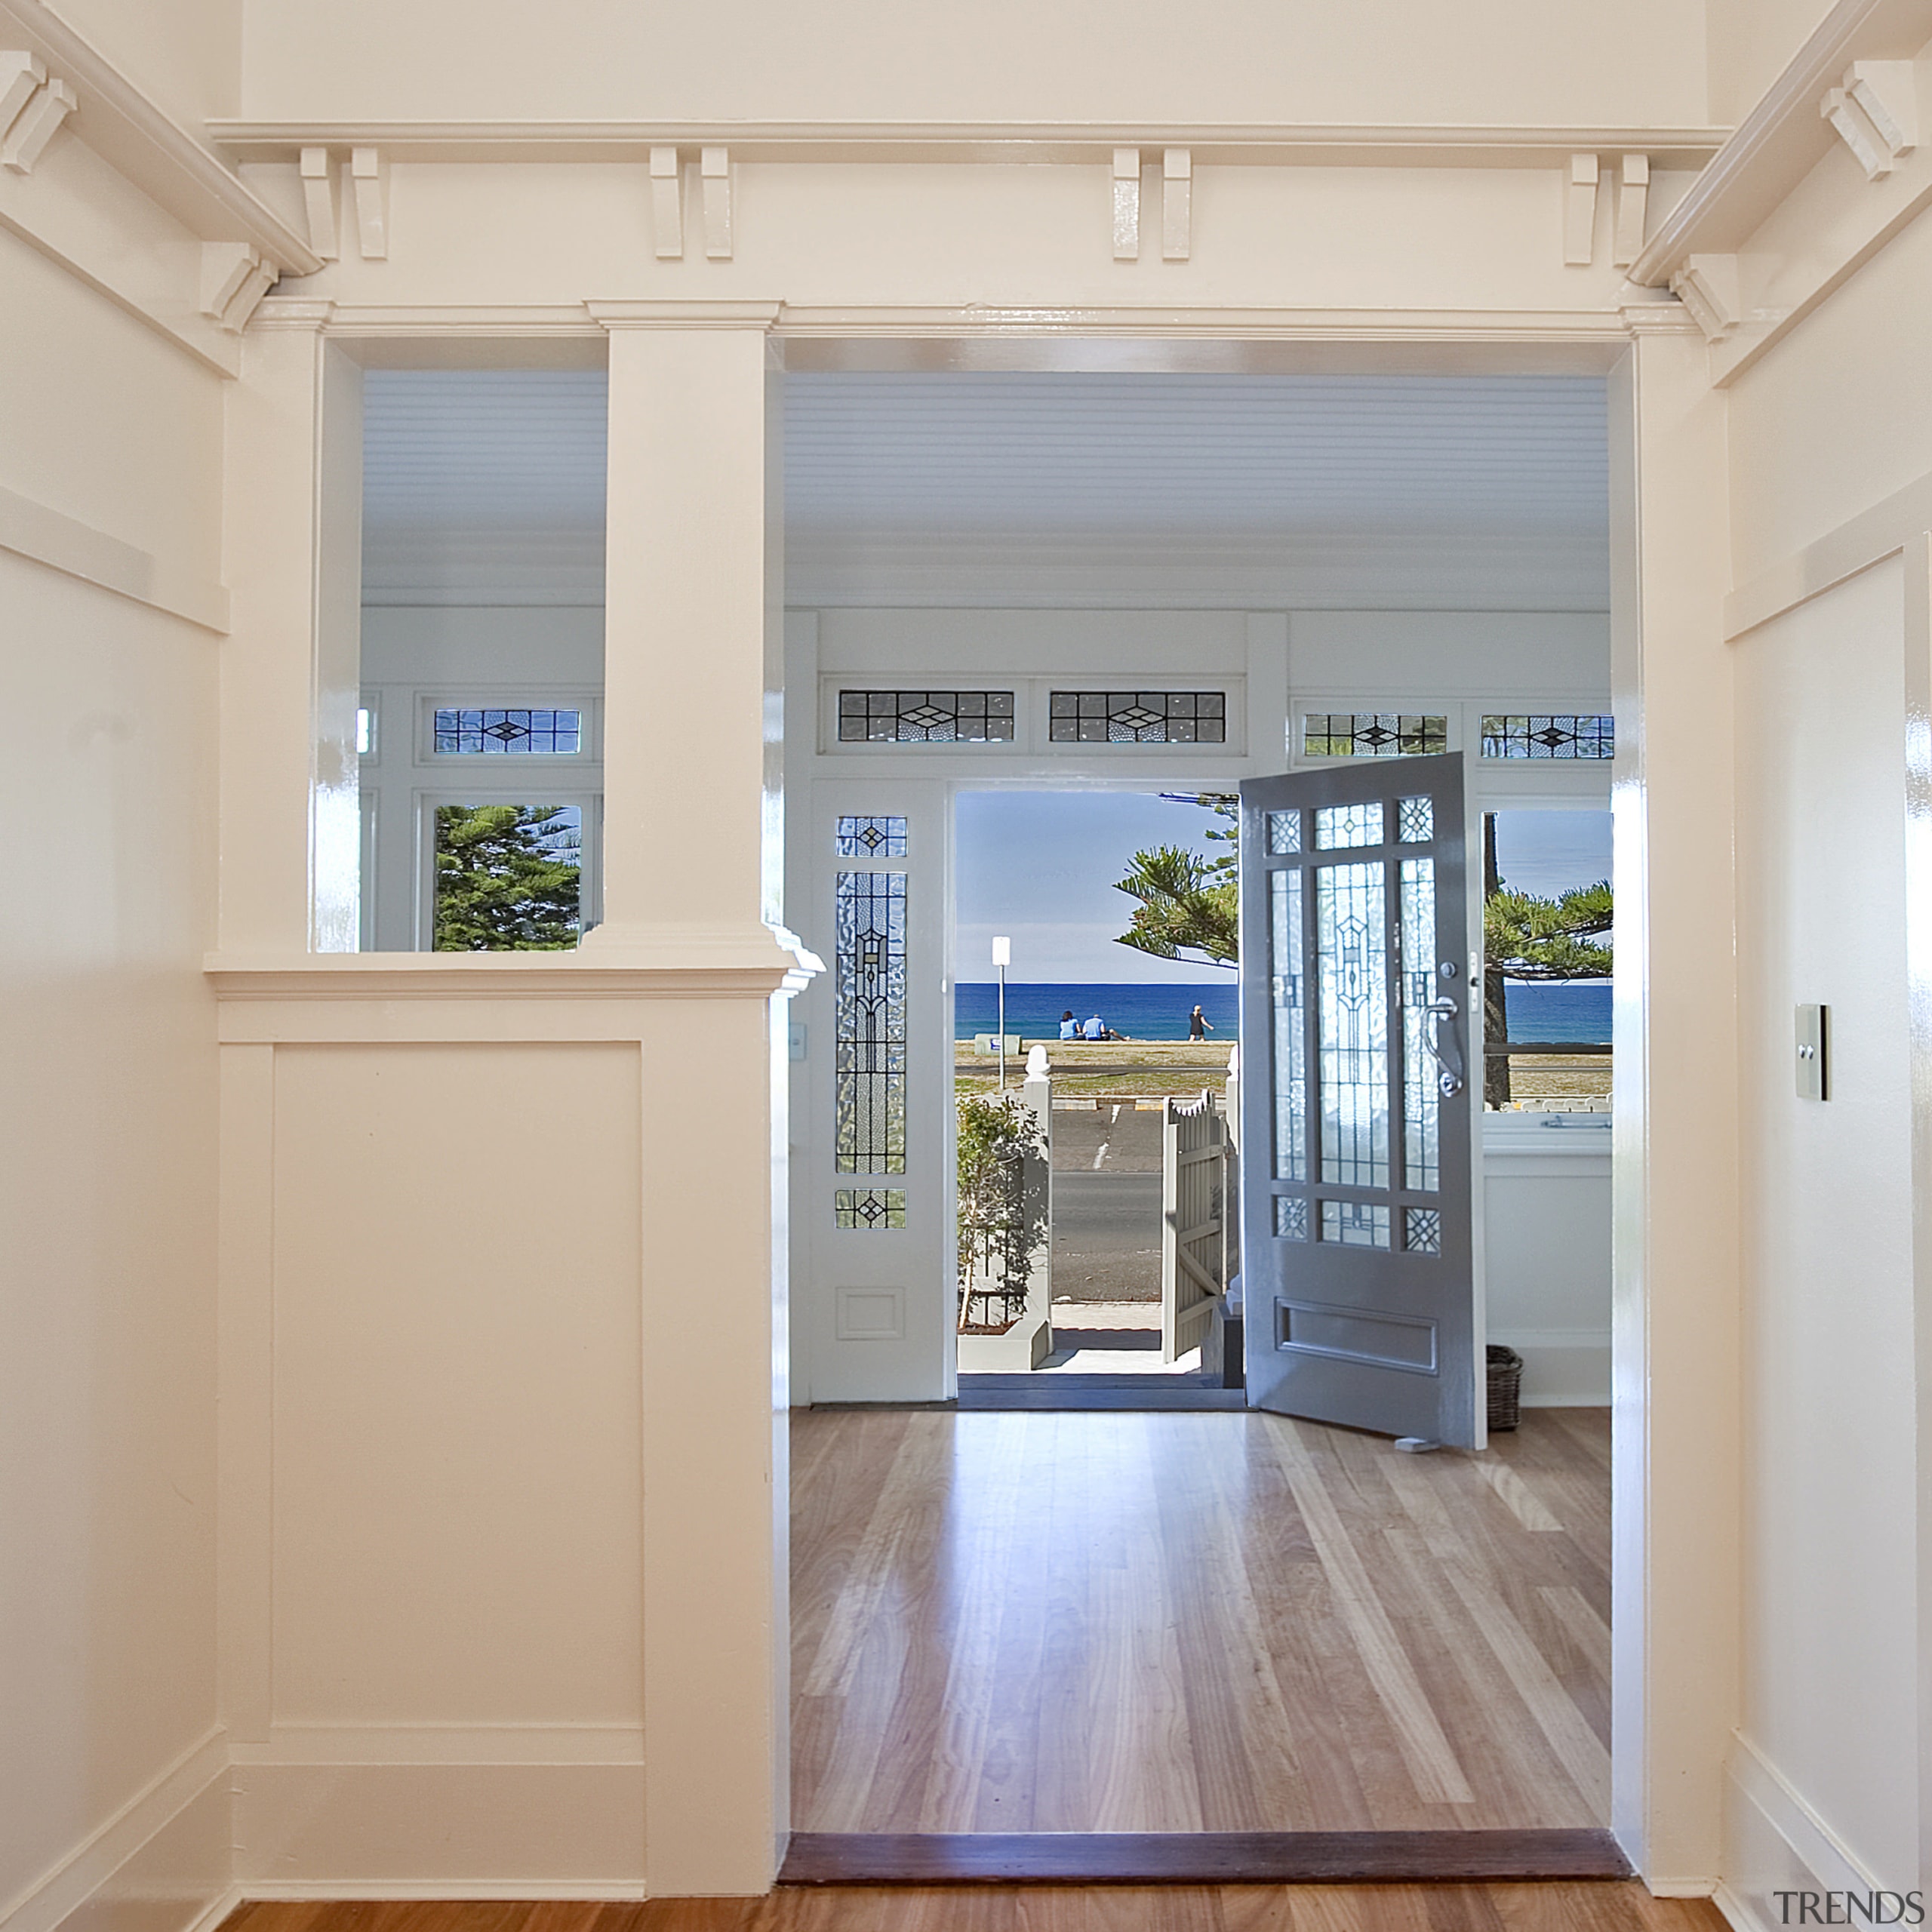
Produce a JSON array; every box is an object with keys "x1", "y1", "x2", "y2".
[
  {"x1": 350, "y1": 146, "x2": 388, "y2": 259},
  {"x1": 200, "y1": 241, "x2": 277, "y2": 333},
  {"x1": 1823, "y1": 59, "x2": 1919, "y2": 178},
  {"x1": 1161, "y1": 147, "x2": 1190, "y2": 260},
  {"x1": 1112, "y1": 147, "x2": 1140, "y2": 260},
  {"x1": 299, "y1": 146, "x2": 338, "y2": 260},
  {"x1": 1613, "y1": 155, "x2": 1649, "y2": 268},
  {"x1": 1563, "y1": 152, "x2": 1599, "y2": 266},
  {"x1": 701, "y1": 146, "x2": 732, "y2": 260},
  {"x1": 651, "y1": 146, "x2": 684, "y2": 259},
  {"x1": 1, "y1": 53, "x2": 75, "y2": 174},
  {"x1": 1670, "y1": 253, "x2": 1741, "y2": 341}
]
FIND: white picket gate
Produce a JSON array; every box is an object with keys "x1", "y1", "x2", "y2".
[{"x1": 1161, "y1": 1088, "x2": 1228, "y2": 1364}]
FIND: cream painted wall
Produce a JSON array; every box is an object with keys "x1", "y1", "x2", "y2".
[
  {"x1": 1704, "y1": 0, "x2": 1834, "y2": 128},
  {"x1": 50, "y1": 0, "x2": 241, "y2": 124},
  {"x1": 0, "y1": 234, "x2": 224, "y2": 1930},
  {"x1": 237, "y1": 0, "x2": 1710, "y2": 128},
  {"x1": 1732, "y1": 557, "x2": 1917, "y2": 1893}
]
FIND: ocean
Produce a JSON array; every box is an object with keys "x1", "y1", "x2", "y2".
[
  {"x1": 956, "y1": 982, "x2": 1239, "y2": 1043},
  {"x1": 955, "y1": 979, "x2": 1611, "y2": 1044}
]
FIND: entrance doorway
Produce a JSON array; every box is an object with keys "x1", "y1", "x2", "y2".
[{"x1": 781, "y1": 361, "x2": 1624, "y2": 1875}]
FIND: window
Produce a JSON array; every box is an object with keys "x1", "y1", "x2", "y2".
[
  {"x1": 1480, "y1": 714, "x2": 1614, "y2": 760},
  {"x1": 1049, "y1": 690, "x2": 1226, "y2": 743},
  {"x1": 1302, "y1": 713, "x2": 1447, "y2": 758},
  {"x1": 838, "y1": 691, "x2": 1015, "y2": 743},
  {"x1": 433, "y1": 707, "x2": 583, "y2": 755}
]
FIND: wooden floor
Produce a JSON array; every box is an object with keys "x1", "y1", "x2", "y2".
[
  {"x1": 223, "y1": 1884, "x2": 1723, "y2": 1932},
  {"x1": 792, "y1": 1408, "x2": 1612, "y2": 1835}
]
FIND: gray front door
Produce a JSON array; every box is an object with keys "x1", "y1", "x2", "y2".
[{"x1": 1238, "y1": 753, "x2": 1478, "y2": 1447}]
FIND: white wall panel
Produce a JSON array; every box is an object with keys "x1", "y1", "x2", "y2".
[{"x1": 1733, "y1": 556, "x2": 1917, "y2": 1892}]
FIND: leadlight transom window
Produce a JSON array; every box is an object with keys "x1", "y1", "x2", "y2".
[
  {"x1": 433, "y1": 708, "x2": 583, "y2": 755},
  {"x1": 1049, "y1": 691, "x2": 1227, "y2": 744},
  {"x1": 835, "y1": 816, "x2": 908, "y2": 859},
  {"x1": 1480, "y1": 714, "x2": 1614, "y2": 759},
  {"x1": 838, "y1": 690, "x2": 1016, "y2": 743},
  {"x1": 835, "y1": 870, "x2": 907, "y2": 1174},
  {"x1": 1303, "y1": 714, "x2": 1447, "y2": 758},
  {"x1": 835, "y1": 1189, "x2": 906, "y2": 1229}
]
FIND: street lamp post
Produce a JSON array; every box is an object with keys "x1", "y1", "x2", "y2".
[{"x1": 992, "y1": 935, "x2": 1011, "y2": 1091}]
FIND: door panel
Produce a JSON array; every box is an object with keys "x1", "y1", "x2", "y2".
[{"x1": 1239, "y1": 753, "x2": 1477, "y2": 1447}]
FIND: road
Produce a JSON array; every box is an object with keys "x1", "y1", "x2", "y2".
[{"x1": 1049, "y1": 1106, "x2": 1164, "y2": 1300}]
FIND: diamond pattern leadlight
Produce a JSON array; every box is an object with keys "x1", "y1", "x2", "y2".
[
  {"x1": 835, "y1": 1189, "x2": 906, "y2": 1229},
  {"x1": 1480, "y1": 714, "x2": 1614, "y2": 759},
  {"x1": 1270, "y1": 869, "x2": 1308, "y2": 1183},
  {"x1": 1314, "y1": 801, "x2": 1385, "y2": 850},
  {"x1": 1320, "y1": 1201, "x2": 1392, "y2": 1248},
  {"x1": 434, "y1": 708, "x2": 583, "y2": 755},
  {"x1": 838, "y1": 691, "x2": 1016, "y2": 743},
  {"x1": 835, "y1": 816, "x2": 908, "y2": 858},
  {"x1": 1398, "y1": 795, "x2": 1434, "y2": 844},
  {"x1": 1268, "y1": 810, "x2": 1303, "y2": 854},
  {"x1": 836, "y1": 872, "x2": 907, "y2": 1174},
  {"x1": 1048, "y1": 691, "x2": 1227, "y2": 744},
  {"x1": 1400, "y1": 857, "x2": 1441, "y2": 1195},
  {"x1": 1274, "y1": 1196, "x2": 1309, "y2": 1241},
  {"x1": 1405, "y1": 1208, "x2": 1442, "y2": 1255},
  {"x1": 1303, "y1": 714, "x2": 1447, "y2": 758}
]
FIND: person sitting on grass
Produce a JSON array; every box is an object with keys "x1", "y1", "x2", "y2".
[
  {"x1": 1059, "y1": 1009, "x2": 1078, "y2": 1040},
  {"x1": 1080, "y1": 1013, "x2": 1131, "y2": 1042}
]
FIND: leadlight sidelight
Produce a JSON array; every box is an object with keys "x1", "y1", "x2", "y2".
[
  {"x1": 1269, "y1": 869, "x2": 1307, "y2": 1182},
  {"x1": 1480, "y1": 714, "x2": 1614, "y2": 759},
  {"x1": 1049, "y1": 691, "x2": 1227, "y2": 743},
  {"x1": 1315, "y1": 801, "x2": 1384, "y2": 850},
  {"x1": 835, "y1": 1189, "x2": 906, "y2": 1229},
  {"x1": 1321, "y1": 1201, "x2": 1392, "y2": 1248},
  {"x1": 1405, "y1": 1208, "x2": 1442, "y2": 1255},
  {"x1": 835, "y1": 871, "x2": 907, "y2": 1174},
  {"x1": 1274, "y1": 1197, "x2": 1309, "y2": 1241},
  {"x1": 1267, "y1": 810, "x2": 1303, "y2": 854},
  {"x1": 434, "y1": 708, "x2": 583, "y2": 755},
  {"x1": 838, "y1": 691, "x2": 1016, "y2": 743},
  {"x1": 835, "y1": 816, "x2": 907, "y2": 858},
  {"x1": 1303, "y1": 714, "x2": 1447, "y2": 758},
  {"x1": 1316, "y1": 860, "x2": 1390, "y2": 1189},
  {"x1": 1400, "y1": 857, "x2": 1441, "y2": 1195}
]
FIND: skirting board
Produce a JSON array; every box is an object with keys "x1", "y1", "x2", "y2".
[
  {"x1": 1, "y1": 1732, "x2": 229, "y2": 1932},
  {"x1": 1491, "y1": 1333, "x2": 1611, "y2": 1408},
  {"x1": 1715, "y1": 1736, "x2": 1897, "y2": 1932},
  {"x1": 229, "y1": 1761, "x2": 646, "y2": 1890}
]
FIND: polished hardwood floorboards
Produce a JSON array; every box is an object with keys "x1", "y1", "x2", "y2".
[
  {"x1": 791, "y1": 1408, "x2": 1612, "y2": 1835},
  {"x1": 222, "y1": 1883, "x2": 1723, "y2": 1932}
]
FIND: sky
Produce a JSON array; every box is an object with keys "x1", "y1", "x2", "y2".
[{"x1": 955, "y1": 793, "x2": 1613, "y2": 982}]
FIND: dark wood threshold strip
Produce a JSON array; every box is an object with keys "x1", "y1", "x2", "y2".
[{"x1": 779, "y1": 1830, "x2": 1629, "y2": 1887}]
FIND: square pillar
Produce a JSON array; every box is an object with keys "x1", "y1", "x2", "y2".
[
  {"x1": 1609, "y1": 312, "x2": 1742, "y2": 1890},
  {"x1": 589, "y1": 300, "x2": 799, "y2": 1897}
]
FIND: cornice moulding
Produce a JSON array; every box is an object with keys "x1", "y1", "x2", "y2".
[
  {"x1": 208, "y1": 118, "x2": 1730, "y2": 171},
  {"x1": 0, "y1": 0, "x2": 320, "y2": 272},
  {"x1": 1629, "y1": 0, "x2": 1932, "y2": 285}
]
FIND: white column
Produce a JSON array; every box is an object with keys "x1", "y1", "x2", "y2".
[
  {"x1": 588, "y1": 302, "x2": 790, "y2": 967},
  {"x1": 589, "y1": 302, "x2": 798, "y2": 1896},
  {"x1": 1609, "y1": 312, "x2": 1741, "y2": 1889},
  {"x1": 220, "y1": 301, "x2": 361, "y2": 955}
]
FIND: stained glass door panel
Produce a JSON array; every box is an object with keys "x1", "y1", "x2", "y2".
[{"x1": 1238, "y1": 753, "x2": 1477, "y2": 1447}]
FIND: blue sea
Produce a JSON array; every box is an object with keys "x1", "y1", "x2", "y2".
[
  {"x1": 1503, "y1": 980, "x2": 1611, "y2": 1043},
  {"x1": 956, "y1": 982, "x2": 1239, "y2": 1043},
  {"x1": 955, "y1": 979, "x2": 1611, "y2": 1044}
]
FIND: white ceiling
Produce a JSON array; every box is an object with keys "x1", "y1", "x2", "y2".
[{"x1": 359, "y1": 368, "x2": 1609, "y2": 609}]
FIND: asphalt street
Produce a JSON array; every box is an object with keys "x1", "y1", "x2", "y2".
[{"x1": 1049, "y1": 1105, "x2": 1164, "y2": 1301}]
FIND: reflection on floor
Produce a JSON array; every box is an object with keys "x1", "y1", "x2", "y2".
[{"x1": 792, "y1": 1406, "x2": 1610, "y2": 1835}]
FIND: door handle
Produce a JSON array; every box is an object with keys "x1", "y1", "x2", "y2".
[{"x1": 1420, "y1": 995, "x2": 1465, "y2": 1097}]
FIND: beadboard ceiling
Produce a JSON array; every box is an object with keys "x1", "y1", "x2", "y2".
[{"x1": 360, "y1": 368, "x2": 1610, "y2": 611}]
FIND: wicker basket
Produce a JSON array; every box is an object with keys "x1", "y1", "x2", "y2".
[{"x1": 1487, "y1": 1344, "x2": 1524, "y2": 1432}]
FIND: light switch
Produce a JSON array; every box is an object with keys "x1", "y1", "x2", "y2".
[{"x1": 1795, "y1": 1004, "x2": 1828, "y2": 1101}]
